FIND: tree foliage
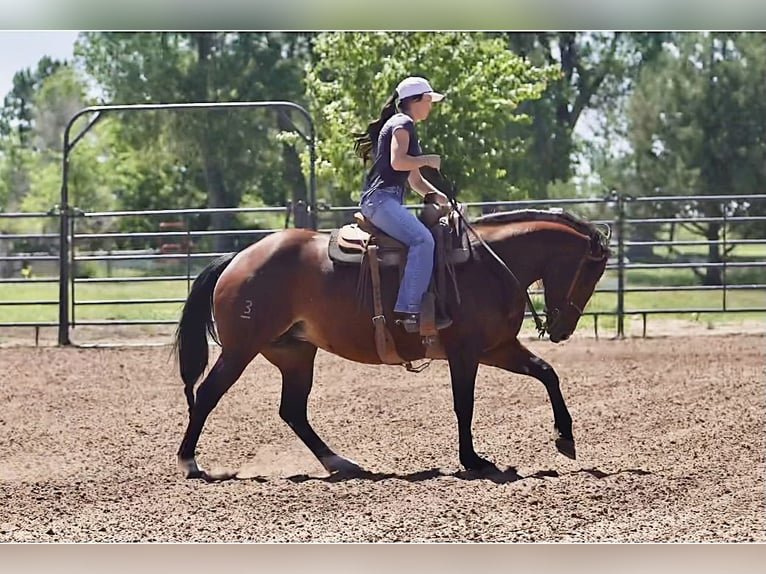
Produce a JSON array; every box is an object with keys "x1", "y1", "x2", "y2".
[
  {"x1": 604, "y1": 32, "x2": 766, "y2": 283},
  {"x1": 502, "y1": 32, "x2": 672, "y2": 198},
  {"x1": 74, "y1": 32, "x2": 312, "y2": 248},
  {"x1": 2, "y1": 31, "x2": 765, "y2": 263},
  {"x1": 0, "y1": 63, "x2": 118, "y2": 233},
  {"x1": 305, "y1": 32, "x2": 559, "y2": 206}
]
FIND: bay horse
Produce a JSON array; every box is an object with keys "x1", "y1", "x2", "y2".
[{"x1": 174, "y1": 208, "x2": 610, "y2": 480}]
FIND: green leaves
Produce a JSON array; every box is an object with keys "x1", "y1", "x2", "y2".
[
  {"x1": 305, "y1": 32, "x2": 558, "y2": 205},
  {"x1": 75, "y1": 32, "x2": 312, "y2": 222},
  {"x1": 622, "y1": 33, "x2": 765, "y2": 202}
]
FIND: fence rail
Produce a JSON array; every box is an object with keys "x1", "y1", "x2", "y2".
[{"x1": 2, "y1": 191, "x2": 765, "y2": 344}]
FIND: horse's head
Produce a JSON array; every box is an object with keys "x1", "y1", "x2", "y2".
[
  {"x1": 471, "y1": 209, "x2": 611, "y2": 342},
  {"x1": 541, "y1": 226, "x2": 611, "y2": 343}
]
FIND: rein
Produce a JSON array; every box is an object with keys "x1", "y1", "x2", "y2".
[
  {"x1": 430, "y1": 168, "x2": 611, "y2": 339},
  {"x1": 455, "y1": 208, "x2": 547, "y2": 337},
  {"x1": 434, "y1": 169, "x2": 547, "y2": 337}
]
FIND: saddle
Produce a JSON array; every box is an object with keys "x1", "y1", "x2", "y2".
[
  {"x1": 328, "y1": 207, "x2": 471, "y2": 268},
  {"x1": 327, "y1": 202, "x2": 472, "y2": 368}
]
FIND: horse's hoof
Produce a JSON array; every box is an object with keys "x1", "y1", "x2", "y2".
[
  {"x1": 462, "y1": 455, "x2": 498, "y2": 473},
  {"x1": 555, "y1": 437, "x2": 577, "y2": 460},
  {"x1": 321, "y1": 454, "x2": 364, "y2": 476},
  {"x1": 178, "y1": 457, "x2": 206, "y2": 479}
]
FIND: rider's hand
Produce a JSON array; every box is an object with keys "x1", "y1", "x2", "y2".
[{"x1": 434, "y1": 191, "x2": 451, "y2": 206}]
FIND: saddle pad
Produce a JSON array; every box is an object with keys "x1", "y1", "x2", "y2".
[
  {"x1": 329, "y1": 223, "x2": 472, "y2": 267},
  {"x1": 328, "y1": 229, "x2": 406, "y2": 267}
]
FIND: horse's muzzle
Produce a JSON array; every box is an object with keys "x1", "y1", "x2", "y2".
[{"x1": 549, "y1": 331, "x2": 571, "y2": 343}]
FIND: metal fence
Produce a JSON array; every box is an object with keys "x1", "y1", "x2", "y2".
[
  {"x1": 0, "y1": 210, "x2": 61, "y2": 345},
  {"x1": 3, "y1": 192, "x2": 763, "y2": 345},
  {"x1": 54, "y1": 101, "x2": 315, "y2": 345},
  {"x1": 4, "y1": 101, "x2": 762, "y2": 345}
]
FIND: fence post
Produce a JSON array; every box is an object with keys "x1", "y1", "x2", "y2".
[
  {"x1": 721, "y1": 202, "x2": 728, "y2": 312},
  {"x1": 58, "y1": 206, "x2": 71, "y2": 345},
  {"x1": 294, "y1": 200, "x2": 309, "y2": 229},
  {"x1": 70, "y1": 212, "x2": 77, "y2": 330},
  {"x1": 308, "y1": 138, "x2": 317, "y2": 231},
  {"x1": 185, "y1": 214, "x2": 192, "y2": 295},
  {"x1": 614, "y1": 190, "x2": 626, "y2": 338}
]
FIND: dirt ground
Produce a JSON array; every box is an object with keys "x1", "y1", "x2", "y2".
[
  {"x1": 2, "y1": 316, "x2": 765, "y2": 348},
  {"x1": 0, "y1": 333, "x2": 763, "y2": 542}
]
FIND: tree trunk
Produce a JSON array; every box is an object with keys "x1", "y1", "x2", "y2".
[
  {"x1": 199, "y1": 141, "x2": 234, "y2": 252},
  {"x1": 276, "y1": 111, "x2": 308, "y2": 227},
  {"x1": 626, "y1": 223, "x2": 658, "y2": 262},
  {"x1": 704, "y1": 222, "x2": 722, "y2": 285},
  {"x1": 193, "y1": 32, "x2": 234, "y2": 252}
]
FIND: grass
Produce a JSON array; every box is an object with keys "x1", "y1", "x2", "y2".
[
  {"x1": 2, "y1": 271, "x2": 764, "y2": 325},
  {"x1": 654, "y1": 241, "x2": 765, "y2": 260},
  {"x1": 587, "y1": 289, "x2": 765, "y2": 316},
  {"x1": 2, "y1": 231, "x2": 763, "y2": 325},
  {"x1": 0, "y1": 280, "x2": 188, "y2": 323}
]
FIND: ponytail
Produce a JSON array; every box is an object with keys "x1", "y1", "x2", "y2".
[{"x1": 353, "y1": 90, "x2": 398, "y2": 163}]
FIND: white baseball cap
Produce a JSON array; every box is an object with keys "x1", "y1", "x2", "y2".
[{"x1": 395, "y1": 76, "x2": 445, "y2": 102}]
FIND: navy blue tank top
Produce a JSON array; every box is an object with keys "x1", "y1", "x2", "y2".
[{"x1": 361, "y1": 113, "x2": 422, "y2": 204}]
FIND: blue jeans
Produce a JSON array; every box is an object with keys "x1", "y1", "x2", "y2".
[{"x1": 360, "y1": 189, "x2": 434, "y2": 314}]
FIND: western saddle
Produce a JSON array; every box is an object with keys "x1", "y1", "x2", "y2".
[{"x1": 328, "y1": 200, "x2": 472, "y2": 368}]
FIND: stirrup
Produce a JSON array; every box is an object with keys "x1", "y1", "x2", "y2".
[
  {"x1": 396, "y1": 313, "x2": 452, "y2": 333},
  {"x1": 396, "y1": 313, "x2": 420, "y2": 334}
]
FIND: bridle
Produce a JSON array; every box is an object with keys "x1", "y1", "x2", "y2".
[
  {"x1": 431, "y1": 168, "x2": 610, "y2": 339},
  {"x1": 543, "y1": 238, "x2": 610, "y2": 337}
]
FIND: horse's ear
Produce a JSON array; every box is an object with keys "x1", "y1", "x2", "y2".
[{"x1": 588, "y1": 231, "x2": 611, "y2": 260}]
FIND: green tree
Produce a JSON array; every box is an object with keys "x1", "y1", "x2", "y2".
[
  {"x1": 0, "y1": 60, "x2": 122, "y2": 269},
  {"x1": 0, "y1": 135, "x2": 33, "y2": 212},
  {"x1": 22, "y1": 65, "x2": 119, "y2": 236},
  {"x1": 1, "y1": 56, "x2": 67, "y2": 218},
  {"x1": 0, "y1": 56, "x2": 64, "y2": 146},
  {"x1": 503, "y1": 32, "x2": 672, "y2": 198},
  {"x1": 75, "y1": 32, "x2": 312, "y2": 249},
  {"x1": 609, "y1": 32, "x2": 766, "y2": 284},
  {"x1": 305, "y1": 32, "x2": 558, "y2": 210}
]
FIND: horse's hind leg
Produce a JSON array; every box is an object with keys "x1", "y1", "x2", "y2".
[
  {"x1": 481, "y1": 341, "x2": 576, "y2": 460},
  {"x1": 177, "y1": 352, "x2": 250, "y2": 479},
  {"x1": 262, "y1": 339, "x2": 364, "y2": 476}
]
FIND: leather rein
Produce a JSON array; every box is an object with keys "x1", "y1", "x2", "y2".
[
  {"x1": 435, "y1": 169, "x2": 609, "y2": 339},
  {"x1": 454, "y1": 208, "x2": 548, "y2": 337}
]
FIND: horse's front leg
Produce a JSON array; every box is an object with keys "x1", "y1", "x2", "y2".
[
  {"x1": 447, "y1": 351, "x2": 498, "y2": 472},
  {"x1": 481, "y1": 341, "x2": 576, "y2": 460}
]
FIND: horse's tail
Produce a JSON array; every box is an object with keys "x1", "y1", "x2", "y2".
[{"x1": 173, "y1": 252, "x2": 237, "y2": 413}]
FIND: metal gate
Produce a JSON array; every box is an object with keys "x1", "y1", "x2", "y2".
[{"x1": 56, "y1": 101, "x2": 315, "y2": 345}]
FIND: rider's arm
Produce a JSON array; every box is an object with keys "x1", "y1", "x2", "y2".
[
  {"x1": 390, "y1": 127, "x2": 437, "y2": 172},
  {"x1": 407, "y1": 169, "x2": 450, "y2": 205}
]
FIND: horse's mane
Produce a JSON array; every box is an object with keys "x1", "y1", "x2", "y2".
[
  {"x1": 472, "y1": 208, "x2": 611, "y2": 251},
  {"x1": 415, "y1": 167, "x2": 611, "y2": 252}
]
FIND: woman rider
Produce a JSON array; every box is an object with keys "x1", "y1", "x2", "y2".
[{"x1": 354, "y1": 76, "x2": 452, "y2": 333}]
